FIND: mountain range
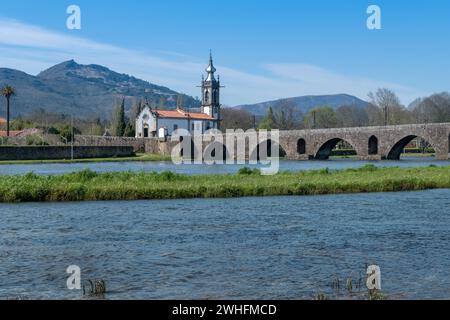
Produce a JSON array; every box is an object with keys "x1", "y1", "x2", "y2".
[
  {"x1": 0, "y1": 60, "x2": 199, "y2": 119},
  {"x1": 234, "y1": 94, "x2": 369, "y2": 117},
  {"x1": 0, "y1": 60, "x2": 369, "y2": 120}
]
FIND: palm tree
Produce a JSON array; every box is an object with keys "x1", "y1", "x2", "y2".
[{"x1": 1, "y1": 85, "x2": 16, "y2": 137}]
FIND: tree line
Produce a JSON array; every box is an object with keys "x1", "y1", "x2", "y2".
[
  {"x1": 0, "y1": 84, "x2": 184, "y2": 139},
  {"x1": 2, "y1": 85, "x2": 450, "y2": 139},
  {"x1": 222, "y1": 89, "x2": 450, "y2": 130},
  {"x1": 1, "y1": 94, "x2": 167, "y2": 139}
]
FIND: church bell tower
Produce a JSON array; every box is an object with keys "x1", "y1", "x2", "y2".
[{"x1": 201, "y1": 52, "x2": 221, "y2": 129}]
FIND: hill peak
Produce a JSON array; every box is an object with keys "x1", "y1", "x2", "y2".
[
  {"x1": 60, "y1": 59, "x2": 79, "y2": 67},
  {"x1": 37, "y1": 60, "x2": 81, "y2": 78}
]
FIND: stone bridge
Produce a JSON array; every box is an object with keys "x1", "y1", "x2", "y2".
[
  {"x1": 71, "y1": 123, "x2": 450, "y2": 161},
  {"x1": 195, "y1": 123, "x2": 450, "y2": 161},
  {"x1": 276, "y1": 123, "x2": 450, "y2": 161}
]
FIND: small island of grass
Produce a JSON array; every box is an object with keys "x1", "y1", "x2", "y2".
[{"x1": 0, "y1": 165, "x2": 449, "y2": 203}]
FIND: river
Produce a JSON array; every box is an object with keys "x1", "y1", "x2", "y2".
[
  {"x1": 0, "y1": 157, "x2": 449, "y2": 176},
  {"x1": 1, "y1": 189, "x2": 450, "y2": 300}
]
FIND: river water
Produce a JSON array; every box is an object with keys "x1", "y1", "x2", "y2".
[
  {"x1": 1, "y1": 189, "x2": 450, "y2": 300},
  {"x1": 0, "y1": 157, "x2": 449, "y2": 176}
]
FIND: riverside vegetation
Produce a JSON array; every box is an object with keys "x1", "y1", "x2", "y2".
[
  {"x1": 0, "y1": 165, "x2": 449, "y2": 202},
  {"x1": 0, "y1": 153, "x2": 171, "y2": 165}
]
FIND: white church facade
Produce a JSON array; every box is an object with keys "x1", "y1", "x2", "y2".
[{"x1": 136, "y1": 54, "x2": 222, "y2": 138}]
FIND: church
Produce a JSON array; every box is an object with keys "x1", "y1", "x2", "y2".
[{"x1": 135, "y1": 54, "x2": 222, "y2": 138}]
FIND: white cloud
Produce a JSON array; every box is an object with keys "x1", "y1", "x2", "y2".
[{"x1": 0, "y1": 19, "x2": 425, "y2": 106}]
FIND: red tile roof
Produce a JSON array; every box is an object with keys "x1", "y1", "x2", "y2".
[
  {"x1": 0, "y1": 117, "x2": 6, "y2": 125},
  {"x1": 154, "y1": 109, "x2": 215, "y2": 120}
]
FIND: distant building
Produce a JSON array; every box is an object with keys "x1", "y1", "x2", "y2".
[
  {"x1": 0, "y1": 128, "x2": 43, "y2": 137},
  {"x1": 0, "y1": 131, "x2": 22, "y2": 137},
  {"x1": 0, "y1": 118, "x2": 45, "y2": 137},
  {"x1": 135, "y1": 54, "x2": 222, "y2": 138},
  {"x1": 0, "y1": 117, "x2": 18, "y2": 137}
]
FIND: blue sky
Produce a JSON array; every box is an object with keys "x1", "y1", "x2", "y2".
[{"x1": 0, "y1": 0, "x2": 449, "y2": 106}]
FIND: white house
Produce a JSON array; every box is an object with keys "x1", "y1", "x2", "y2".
[
  {"x1": 136, "y1": 107, "x2": 218, "y2": 138},
  {"x1": 136, "y1": 54, "x2": 222, "y2": 138}
]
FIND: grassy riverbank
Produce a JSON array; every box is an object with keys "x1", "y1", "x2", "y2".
[
  {"x1": 0, "y1": 153, "x2": 172, "y2": 165},
  {"x1": 0, "y1": 165, "x2": 449, "y2": 202},
  {"x1": 331, "y1": 153, "x2": 436, "y2": 160},
  {"x1": 401, "y1": 153, "x2": 436, "y2": 158}
]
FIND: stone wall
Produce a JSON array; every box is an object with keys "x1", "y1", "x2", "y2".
[
  {"x1": 1, "y1": 134, "x2": 147, "y2": 153},
  {"x1": 0, "y1": 134, "x2": 64, "y2": 146},
  {"x1": 74, "y1": 135, "x2": 146, "y2": 152},
  {"x1": 144, "y1": 138, "x2": 177, "y2": 156},
  {"x1": 0, "y1": 146, "x2": 134, "y2": 161}
]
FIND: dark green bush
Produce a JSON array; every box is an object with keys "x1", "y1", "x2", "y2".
[{"x1": 237, "y1": 167, "x2": 261, "y2": 175}]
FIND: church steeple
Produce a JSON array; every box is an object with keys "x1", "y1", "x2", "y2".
[
  {"x1": 201, "y1": 52, "x2": 221, "y2": 128},
  {"x1": 205, "y1": 52, "x2": 216, "y2": 81}
]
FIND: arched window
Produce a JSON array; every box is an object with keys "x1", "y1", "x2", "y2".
[
  {"x1": 297, "y1": 138, "x2": 306, "y2": 155},
  {"x1": 204, "y1": 90, "x2": 209, "y2": 103}
]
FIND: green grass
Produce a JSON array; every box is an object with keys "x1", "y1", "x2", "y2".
[
  {"x1": 400, "y1": 153, "x2": 436, "y2": 158},
  {"x1": 0, "y1": 164, "x2": 449, "y2": 203},
  {"x1": 331, "y1": 153, "x2": 437, "y2": 159},
  {"x1": 0, "y1": 153, "x2": 172, "y2": 165}
]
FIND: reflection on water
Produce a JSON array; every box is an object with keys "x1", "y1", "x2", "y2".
[
  {"x1": 0, "y1": 157, "x2": 449, "y2": 176},
  {"x1": 1, "y1": 189, "x2": 450, "y2": 299}
]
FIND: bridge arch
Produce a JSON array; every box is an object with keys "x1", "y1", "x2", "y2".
[
  {"x1": 368, "y1": 135, "x2": 378, "y2": 155},
  {"x1": 250, "y1": 139, "x2": 287, "y2": 160},
  {"x1": 204, "y1": 141, "x2": 230, "y2": 162},
  {"x1": 179, "y1": 137, "x2": 195, "y2": 159},
  {"x1": 314, "y1": 138, "x2": 358, "y2": 160},
  {"x1": 386, "y1": 135, "x2": 436, "y2": 160},
  {"x1": 297, "y1": 138, "x2": 306, "y2": 155}
]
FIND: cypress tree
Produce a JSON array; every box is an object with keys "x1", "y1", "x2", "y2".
[
  {"x1": 259, "y1": 107, "x2": 276, "y2": 130},
  {"x1": 112, "y1": 98, "x2": 126, "y2": 136}
]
